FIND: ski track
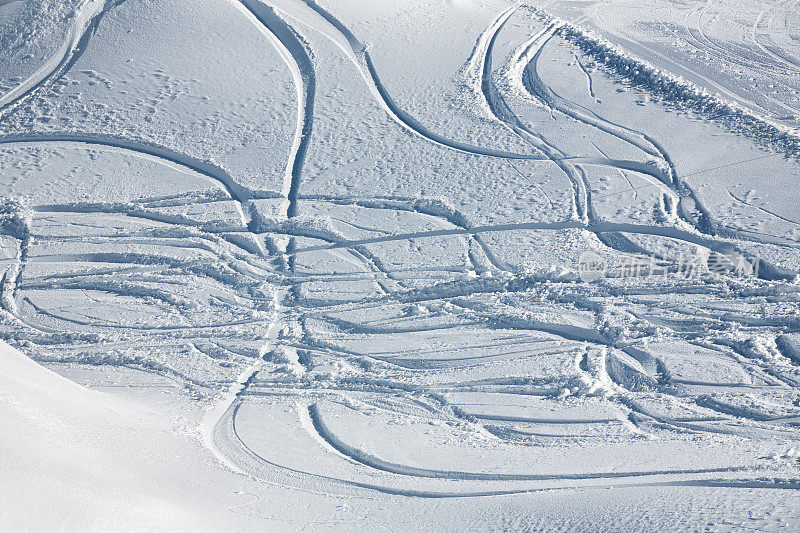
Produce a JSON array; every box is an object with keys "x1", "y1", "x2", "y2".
[
  {"x1": 518, "y1": 21, "x2": 714, "y2": 236},
  {"x1": 232, "y1": 0, "x2": 315, "y2": 219},
  {"x1": 297, "y1": 0, "x2": 549, "y2": 161},
  {"x1": 0, "y1": 134, "x2": 258, "y2": 227},
  {"x1": 0, "y1": 0, "x2": 125, "y2": 117},
  {"x1": 728, "y1": 189, "x2": 800, "y2": 227},
  {"x1": 477, "y1": 11, "x2": 588, "y2": 223},
  {"x1": 514, "y1": 11, "x2": 800, "y2": 275},
  {"x1": 751, "y1": 1, "x2": 800, "y2": 73},
  {"x1": 0, "y1": 0, "x2": 798, "y2": 503},
  {"x1": 305, "y1": 403, "x2": 752, "y2": 482},
  {"x1": 207, "y1": 396, "x2": 774, "y2": 500}
]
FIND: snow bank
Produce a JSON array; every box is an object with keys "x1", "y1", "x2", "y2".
[{"x1": 526, "y1": 7, "x2": 800, "y2": 159}]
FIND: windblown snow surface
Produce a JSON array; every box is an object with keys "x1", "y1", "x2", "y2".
[{"x1": 2, "y1": 0, "x2": 800, "y2": 530}]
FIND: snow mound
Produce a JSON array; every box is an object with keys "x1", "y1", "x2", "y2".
[{"x1": 0, "y1": 341, "x2": 202, "y2": 530}]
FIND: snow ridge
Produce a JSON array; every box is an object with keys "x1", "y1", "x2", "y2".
[{"x1": 530, "y1": 7, "x2": 800, "y2": 159}]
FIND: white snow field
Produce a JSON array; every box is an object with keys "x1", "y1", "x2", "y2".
[{"x1": 2, "y1": 0, "x2": 800, "y2": 530}]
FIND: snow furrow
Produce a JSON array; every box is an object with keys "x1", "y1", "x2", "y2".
[
  {"x1": 232, "y1": 0, "x2": 315, "y2": 219},
  {"x1": 477, "y1": 13, "x2": 587, "y2": 222},
  {"x1": 0, "y1": 135, "x2": 254, "y2": 225},
  {"x1": 307, "y1": 403, "x2": 752, "y2": 481}
]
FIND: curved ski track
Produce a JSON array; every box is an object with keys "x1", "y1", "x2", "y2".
[
  {"x1": 0, "y1": 0, "x2": 124, "y2": 117},
  {"x1": 231, "y1": 0, "x2": 315, "y2": 219}
]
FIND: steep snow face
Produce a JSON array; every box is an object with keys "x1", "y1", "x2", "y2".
[{"x1": 1, "y1": 0, "x2": 800, "y2": 529}]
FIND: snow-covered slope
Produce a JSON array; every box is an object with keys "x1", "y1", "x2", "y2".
[
  {"x1": 0, "y1": 340, "x2": 202, "y2": 529},
  {"x1": 1, "y1": 0, "x2": 800, "y2": 529}
]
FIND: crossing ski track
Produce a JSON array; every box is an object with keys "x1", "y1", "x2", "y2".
[{"x1": 2, "y1": 0, "x2": 800, "y2": 525}]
